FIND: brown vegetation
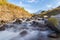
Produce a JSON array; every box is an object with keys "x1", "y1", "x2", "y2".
[
  {"x1": 0, "y1": 0, "x2": 32, "y2": 23},
  {"x1": 40, "y1": 6, "x2": 60, "y2": 18}
]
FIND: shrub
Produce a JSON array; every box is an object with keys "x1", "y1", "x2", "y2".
[{"x1": 48, "y1": 17, "x2": 58, "y2": 26}]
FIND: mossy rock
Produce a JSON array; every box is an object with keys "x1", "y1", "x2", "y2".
[{"x1": 48, "y1": 17, "x2": 58, "y2": 26}]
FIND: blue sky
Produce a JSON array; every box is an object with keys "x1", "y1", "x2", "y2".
[{"x1": 8, "y1": 0, "x2": 60, "y2": 13}]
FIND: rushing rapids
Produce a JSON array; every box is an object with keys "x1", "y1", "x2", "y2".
[{"x1": 0, "y1": 18, "x2": 60, "y2": 40}]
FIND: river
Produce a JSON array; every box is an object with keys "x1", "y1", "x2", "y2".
[{"x1": 0, "y1": 20, "x2": 59, "y2": 40}]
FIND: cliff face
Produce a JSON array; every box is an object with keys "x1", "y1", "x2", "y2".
[{"x1": 0, "y1": 1, "x2": 32, "y2": 22}]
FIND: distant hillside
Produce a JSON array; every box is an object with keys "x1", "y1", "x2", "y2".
[
  {"x1": 34, "y1": 10, "x2": 46, "y2": 14},
  {"x1": 0, "y1": 0, "x2": 32, "y2": 22},
  {"x1": 35, "y1": 10, "x2": 42, "y2": 14},
  {"x1": 40, "y1": 6, "x2": 60, "y2": 18}
]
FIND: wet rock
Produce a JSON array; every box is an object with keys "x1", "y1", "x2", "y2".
[
  {"x1": 48, "y1": 33, "x2": 59, "y2": 38},
  {"x1": 26, "y1": 19, "x2": 30, "y2": 21},
  {"x1": 46, "y1": 21, "x2": 60, "y2": 34},
  {"x1": 38, "y1": 19, "x2": 40, "y2": 20},
  {"x1": 31, "y1": 21, "x2": 39, "y2": 26},
  {"x1": 31, "y1": 21, "x2": 48, "y2": 31},
  {"x1": 13, "y1": 19, "x2": 22, "y2": 24},
  {"x1": 0, "y1": 25, "x2": 5, "y2": 31},
  {"x1": 9, "y1": 25, "x2": 15, "y2": 28},
  {"x1": 32, "y1": 21, "x2": 45, "y2": 27},
  {"x1": 3, "y1": 24, "x2": 9, "y2": 28},
  {"x1": 0, "y1": 20, "x2": 6, "y2": 24},
  {"x1": 20, "y1": 30, "x2": 27, "y2": 37}
]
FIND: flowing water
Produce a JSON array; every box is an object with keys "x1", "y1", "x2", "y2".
[{"x1": 0, "y1": 21, "x2": 59, "y2": 40}]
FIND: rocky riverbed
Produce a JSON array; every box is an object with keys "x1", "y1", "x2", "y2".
[{"x1": 0, "y1": 18, "x2": 60, "y2": 40}]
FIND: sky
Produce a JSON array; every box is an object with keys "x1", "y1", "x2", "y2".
[{"x1": 8, "y1": 0, "x2": 60, "y2": 13}]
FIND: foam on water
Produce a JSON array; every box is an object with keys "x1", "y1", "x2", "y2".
[
  {"x1": 0, "y1": 31, "x2": 19, "y2": 40},
  {"x1": 0, "y1": 20, "x2": 52, "y2": 40}
]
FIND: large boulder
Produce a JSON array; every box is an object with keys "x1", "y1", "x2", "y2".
[
  {"x1": 48, "y1": 18, "x2": 58, "y2": 26},
  {"x1": 46, "y1": 18, "x2": 60, "y2": 34}
]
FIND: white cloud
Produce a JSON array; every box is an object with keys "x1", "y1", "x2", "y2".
[
  {"x1": 57, "y1": 1, "x2": 60, "y2": 5},
  {"x1": 27, "y1": 0, "x2": 36, "y2": 3},
  {"x1": 19, "y1": 1, "x2": 23, "y2": 5},
  {"x1": 46, "y1": 4, "x2": 52, "y2": 8},
  {"x1": 54, "y1": 1, "x2": 60, "y2": 7},
  {"x1": 45, "y1": 4, "x2": 53, "y2": 10}
]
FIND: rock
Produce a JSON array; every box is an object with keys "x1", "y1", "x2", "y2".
[
  {"x1": 48, "y1": 33, "x2": 59, "y2": 38},
  {"x1": 32, "y1": 21, "x2": 45, "y2": 27},
  {"x1": 0, "y1": 20, "x2": 5, "y2": 24},
  {"x1": 13, "y1": 19, "x2": 22, "y2": 24},
  {"x1": 31, "y1": 21, "x2": 48, "y2": 31},
  {"x1": 46, "y1": 21, "x2": 60, "y2": 34},
  {"x1": 20, "y1": 30, "x2": 27, "y2": 37},
  {"x1": 37, "y1": 19, "x2": 40, "y2": 20},
  {"x1": 46, "y1": 18, "x2": 60, "y2": 34},
  {"x1": 26, "y1": 19, "x2": 30, "y2": 21},
  {"x1": 31, "y1": 21, "x2": 39, "y2": 26},
  {"x1": 3, "y1": 24, "x2": 9, "y2": 28},
  {"x1": 0, "y1": 25, "x2": 5, "y2": 31}
]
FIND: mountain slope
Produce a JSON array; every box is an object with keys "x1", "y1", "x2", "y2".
[
  {"x1": 40, "y1": 6, "x2": 60, "y2": 18},
  {"x1": 35, "y1": 10, "x2": 46, "y2": 14},
  {"x1": 0, "y1": 0, "x2": 32, "y2": 22},
  {"x1": 34, "y1": 10, "x2": 42, "y2": 14}
]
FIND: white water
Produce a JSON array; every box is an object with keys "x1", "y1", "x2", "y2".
[
  {"x1": 0, "y1": 21, "x2": 52, "y2": 40},
  {"x1": 0, "y1": 31, "x2": 19, "y2": 40},
  {"x1": 0, "y1": 30, "x2": 50, "y2": 40}
]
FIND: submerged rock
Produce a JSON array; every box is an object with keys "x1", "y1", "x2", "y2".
[{"x1": 20, "y1": 30, "x2": 28, "y2": 37}]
